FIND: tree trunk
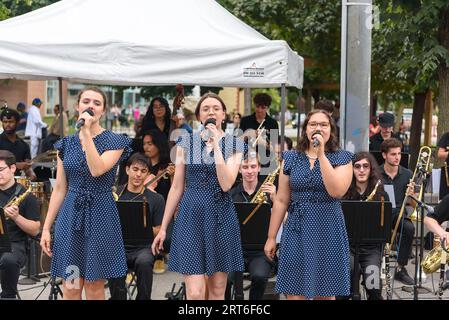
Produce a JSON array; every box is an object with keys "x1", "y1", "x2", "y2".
[
  {"x1": 409, "y1": 91, "x2": 427, "y2": 171},
  {"x1": 394, "y1": 102, "x2": 405, "y2": 132},
  {"x1": 311, "y1": 89, "x2": 320, "y2": 105},
  {"x1": 370, "y1": 93, "x2": 377, "y2": 119},
  {"x1": 305, "y1": 88, "x2": 312, "y2": 114},
  {"x1": 437, "y1": 8, "x2": 449, "y2": 167}
]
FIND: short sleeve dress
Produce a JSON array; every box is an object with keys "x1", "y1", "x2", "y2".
[
  {"x1": 168, "y1": 132, "x2": 246, "y2": 275},
  {"x1": 51, "y1": 130, "x2": 132, "y2": 281},
  {"x1": 276, "y1": 149, "x2": 353, "y2": 298}
]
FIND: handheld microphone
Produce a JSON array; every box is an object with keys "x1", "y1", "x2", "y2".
[
  {"x1": 312, "y1": 130, "x2": 322, "y2": 148},
  {"x1": 408, "y1": 194, "x2": 434, "y2": 214},
  {"x1": 202, "y1": 118, "x2": 216, "y2": 141},
  {"x1": 75, "y1": 109, "x2": 95, "y2": 129}
]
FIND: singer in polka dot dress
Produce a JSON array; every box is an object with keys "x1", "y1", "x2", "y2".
[
  {"x1": 40, "y1": 87, "x2": 132, "y2": 300},
  {"x1": 152, "y1": 93, "x2": 246, "y2": 300},
  {"x1": 264, "y1": 109, "x2": 353, "y2": 300}
]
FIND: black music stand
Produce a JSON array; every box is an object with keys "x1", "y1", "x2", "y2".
[
  {"x1": 342, "y1": 200, "x2": 392, "y2": 300},
  {"x1": 370, "y1": 151, "x2": 409, "y2": 169},
  {"x1": 232, "y1": 202, "x2": 271, "y2": 300},
  {"x1": 116, "y1": 200, "x2": 153, "y2": 246}
]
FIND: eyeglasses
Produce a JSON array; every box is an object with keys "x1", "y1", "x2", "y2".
[
  {"x1": 0, "y1": 166, "x2": 9, "y2": 172},
  {"x1": 308, "y1": 122, "x2": 330, "y2": 129},
  {"x1": 354, "y1": 163, "x2": 370, "y2": 170}
]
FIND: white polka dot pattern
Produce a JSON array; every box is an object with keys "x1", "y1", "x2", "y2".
[
  {"x1": 168, "y1": 132, "x2": 246, "y2": 275},
  {"x1": 50, "y1": 131, "x2": 132, "y2": 281},
  {"x1": 276, "y1": 150, "x2": 353, "y2": 298}
]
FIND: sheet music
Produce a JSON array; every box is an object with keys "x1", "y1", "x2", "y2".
[
  {"x1": 383, "y1": 184, "x2": 396, "y2": 208},
  {"x1": 432, "y1": 168, "x2": 441, "y2": 196}
]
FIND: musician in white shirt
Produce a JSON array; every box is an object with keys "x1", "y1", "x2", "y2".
[{"x1": 24, "y1": 98, "x2": 47, "y2": 158}]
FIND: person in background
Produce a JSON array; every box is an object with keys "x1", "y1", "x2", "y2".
[
  {"x1": 0, "y1": 108, "x2": 36, "y2": 180},
  {"x1": 41, "y1": 104, "x2": 69, "y2": 152},
  {"x1": 109, "y1": 153, "x2": 164, "y2": 300},
  {"x1": 16, "y1": 102, "x2": 28, "y2": 138},
  {"x1": 369, "y1": 113, "x2": 402, "y2": 151},
  {"x1": 25, "y1": 98, "x2": 48, "y2": 158},
  {"x1": 369, "y1": 116, "x2": 380, "y2": 138}
]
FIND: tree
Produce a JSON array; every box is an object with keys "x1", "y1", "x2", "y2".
[
  {"x1": 0, "y1": 0, "x2": 59, "y2": 21},
  {"x1": 218, "y1": 0, "x2": 342, "y2": 101}
]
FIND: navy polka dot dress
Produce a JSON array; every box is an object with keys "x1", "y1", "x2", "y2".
[
  {"x1": 276, "y1": 150, "x2": 353, "y2": 298},
  {"x1": 51, "y1": 131, "x2": 132, "y2": 281},
  {"x1": 168, "y1": 132, "x2": 246, "y2": 276}
]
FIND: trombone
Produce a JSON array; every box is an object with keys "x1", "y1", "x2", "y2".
[{"x1": 390, "y1": 146, "x2": 432, "y2": 246}]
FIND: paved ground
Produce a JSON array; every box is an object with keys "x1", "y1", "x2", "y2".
[{"x1": 14, "y1": 249, "x2": 449, "y2": 300}]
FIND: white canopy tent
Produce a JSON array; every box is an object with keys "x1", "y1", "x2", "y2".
[
  {"x1": 0, "y1": 0, "x2": 304, "y2": 146},
  {"x1": 0, "y1": 0, "x2": 303, "y2": 89}
]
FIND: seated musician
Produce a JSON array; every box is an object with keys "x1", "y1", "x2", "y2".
[
  {"x1": 108, "y1": 153, "x2": 165, "y2": 300},
  {"x1": 423, "y1": 195, "x2": 449, "y2": 251},
  {"x1": 0, "y1": 150, "x2": 40, "y2": 299},
  {"x1": 379, "y1": 138, "x2": 415, "y2": 286},
  {"x1": 228, "y1": 153, "x2": 276, "y2": 300},
  {"x1": 0, "y1": 109, "x2": 36, "y2": 181},
  {"x1": 343, "y1": 152, "x2": 389, "y2": 300}
]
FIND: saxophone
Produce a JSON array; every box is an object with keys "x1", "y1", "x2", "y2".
[
  {"x1": 421, "y1": 235, "x2": 449, "y2": 274},
  {"x1": 0, "y1": 185, "x2": 33, "y2": 234},
  {"x1": 242, "y1": 164, "x2": 281, "y2": 225},
  {"x1": 365, "y1": 179, "x2": 381, "y2": 201}
]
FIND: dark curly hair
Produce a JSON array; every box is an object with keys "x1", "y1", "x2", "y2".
[
  {"x1": 343, "y1": 152, "x2": 385, "y2": 201},
  {"x1": 296, "y1": 109, "x2": 338, "y2": 152}
]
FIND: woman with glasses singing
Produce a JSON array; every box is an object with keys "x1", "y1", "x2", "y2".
[
  {"x1": 264, "y1": 109, "x2": 353, "y2": 300},
  {"x1": 343, "y1": 152, "x2": 389, "y2": 300}
]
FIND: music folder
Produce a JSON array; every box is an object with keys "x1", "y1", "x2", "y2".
[
  {"x1": 341, "y1": 200, "x2": 392, "y2": 245},
  {"x1": 234, "y1": 202, "x2": 271, "y2": 250},
  {"x1": 116, "y1": 200, "x2": 153, "y2": 246},
  {"x1": 0, "y1": 209, "x2": 11, "y2": 253}
]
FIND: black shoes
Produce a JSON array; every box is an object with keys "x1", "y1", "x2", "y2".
[{"x1": 395, "y1": 268, "x2": 414, "y2": 286}]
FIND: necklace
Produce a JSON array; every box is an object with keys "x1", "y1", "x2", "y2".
[{"x1": 305, "y1": 152, "x2": 318, "y2": 160}]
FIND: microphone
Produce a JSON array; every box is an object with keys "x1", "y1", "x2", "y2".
[
  {"x1": 75, "y1": 109, "x2": 95, "y2": 129},
  {"x1": 202, "y1": 118, "x2": 216, "y2": 141},
  {"x1": 408, "y1": 194, "x2": 434, "y2": 214},
  {"x1": 312, "y1": 130, "x2": 321, "y2": 148}
]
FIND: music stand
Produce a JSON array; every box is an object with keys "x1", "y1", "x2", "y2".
[
  {"x1": 116, "y1": 200, "x2": 153, "y2": 246},
  {"x1": 370, "y1": 151, "x2": 409, "y2": 169},
  {"x1": 342, "y1": 200, "x2": 392, "y2": 300},
  {"x1": 233, "y1": 202, "x2": 271, "y2": 300}
]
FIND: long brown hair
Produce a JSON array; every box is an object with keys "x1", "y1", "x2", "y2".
[
  {"x1": 296, "y1": 109, "x2": 338, "y2": 152},
  {"x1": 343, "y1": 152, "x2": 385, "y2": 201}
]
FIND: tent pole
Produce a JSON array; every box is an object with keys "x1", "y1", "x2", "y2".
[
  {"x1": 58, "y1": 77, "x2": 64, "y2": 137},
  {"x1": 244, "y1": 88, "x2": 251, "y2": 116},
  {"x1": 280, "y1": 84, "x2": 286, "y2": 152}
]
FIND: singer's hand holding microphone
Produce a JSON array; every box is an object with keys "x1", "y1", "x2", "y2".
[
  {"x1": 202, "y1": 118, "x2": 219, "y2": 145},
  {"x1": 311, "y1": 130, "x2": 324, "y2": 155},
  {"x1": 76, "y1": 109, "x2": 95, "y2": 130}
]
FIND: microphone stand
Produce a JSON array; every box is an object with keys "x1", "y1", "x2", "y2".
[{"x1": 406, "y1": 171, "x2": 432, "y2": 300}]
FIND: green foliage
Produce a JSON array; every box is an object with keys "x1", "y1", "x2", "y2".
[
  {"x1": 0, "y1": 0, "x2": 59, "y2": 21},
  {"x1": 218, "y1": 0, "x2": 341, "y2": 87}
]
